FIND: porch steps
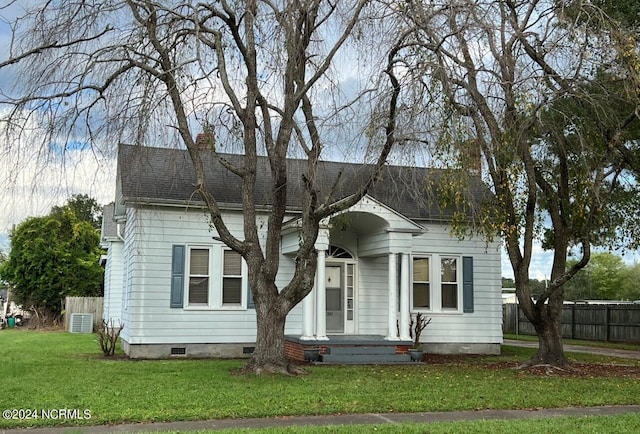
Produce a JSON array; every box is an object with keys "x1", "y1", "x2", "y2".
[{"x1": 320, "y1": 346, "x2": 412, "y2": 364}]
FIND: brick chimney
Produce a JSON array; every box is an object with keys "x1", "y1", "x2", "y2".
[
  {"x1": 195, "y1": 127, "x2": 215, "y2": 151},
  {"x1": 463, "y1": 139, "x2": 482, "y2": 175}
]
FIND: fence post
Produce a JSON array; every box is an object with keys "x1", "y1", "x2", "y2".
[
  {"x1": 570, "y1": 304, "x2": 575, "y2": 340},
  {"x1": 605, "y1": 305, "x2": 610, "y2": 342}
]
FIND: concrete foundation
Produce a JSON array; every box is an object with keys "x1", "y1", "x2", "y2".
[
  {"x1": 122, "y1": 340, "x2": 255, "y2": 359},
  {"x1": 120, "y1": 339, "x2": 501, "y2": 359},
  {"x1": 424, "y1": 343, "x2": 501, "y2": 355}
]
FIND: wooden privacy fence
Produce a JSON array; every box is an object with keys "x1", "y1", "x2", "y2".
[
  {"x1": 503, "y1": 303, "x2": 640, "y2": 343},
  {"x1": 64, "y1": 297, "x2": 103, "y2": 331}
]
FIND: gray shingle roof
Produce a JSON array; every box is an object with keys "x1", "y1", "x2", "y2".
[{"x1": 117, "y1": 144, "x2": 490, "y2": 221}]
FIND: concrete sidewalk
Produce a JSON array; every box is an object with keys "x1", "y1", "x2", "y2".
[
  {"x1": 2, "y1": 405, "x2": 640, "y2": 434},
  {"x1": 503, "y1": 339, "x2": 640, "y2": 360}
]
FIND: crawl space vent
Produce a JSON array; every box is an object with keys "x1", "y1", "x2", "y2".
[
  {"x1": 69, "y1": 313, "x2": 94, "y2": 333},
  {"x1": 170, "y1": 347, "x2": 186, "y2": 356}
]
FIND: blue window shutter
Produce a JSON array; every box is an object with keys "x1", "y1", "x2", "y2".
[
  {"x1": 462, "y1": 256, "x2": 474, "y2": 313},
  {"x1": 170, "y1": 245, "x2": 185, "y2": 308}
]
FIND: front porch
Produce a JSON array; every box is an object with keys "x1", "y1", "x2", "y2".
[
  {"x1": 281, "y1": 195, "x2": 427, "y2": 344},
  {"x1": 285, "y1": 334, "x2": 416, "y2": 364}
]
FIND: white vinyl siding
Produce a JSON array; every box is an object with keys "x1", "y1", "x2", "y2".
[
  {"x1": 102, "y1": 241, "x2": 124, "y2": 325},
  {"x1": 118, "y1": 202, "x2": 501, "y2": 348},
  {"x1": 409, "y1": 224, "x2": 502, "y2": 344},
  {"x1": 120, "y1": 207, "x2": 300, "y2": 346},
  {"x1": 357, "y1": 256, "x2": 389, "y2": 335}
]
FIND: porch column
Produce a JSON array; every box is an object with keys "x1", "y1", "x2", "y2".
[
  {"x1": 386, "y1": 253, "x2": 399, "y2": 340},
  {"x1": 300, "y1": 286, "x2": 315, "y2": 340},
  {"x1": 399, "y1": 253, "x2": 411, "y2": 341},
  {"x1": 315, "y1": 249, "x2": 329, "y2": 340}
]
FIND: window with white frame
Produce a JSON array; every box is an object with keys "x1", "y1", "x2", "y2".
[
  {"x1": 412, "y1": 257, "x2": 430, "y2": 309},
  {"x1": 174, "y1": 245, "x2": 250, "y2": 309},
  {"x1": 188, "y1": 248, "x2": 210, "y2": 305},
  {"x1": 441, "y1": 257, "x2": 458, "y2": 309},
  {"x1": 222, "y1": 250, "x2": 242, "y2": 305},
  {"x1": 411, "y1": 254, "x2": 462, "y2": 311}
]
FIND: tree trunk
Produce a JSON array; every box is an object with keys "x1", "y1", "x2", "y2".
[
  {"x1": 528, "y1": 304, "x2": 569, "y2": 367},
  {"x1": 242, "y1": 294, "x2": 305, "y2": 375},
  {"x1": 514, "y1": 264, "x2": 569, "y2": 368}
]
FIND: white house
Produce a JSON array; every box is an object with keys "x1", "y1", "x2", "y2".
[{"x1": 101, "y1": 144, "x2": 503, "y2": 360}]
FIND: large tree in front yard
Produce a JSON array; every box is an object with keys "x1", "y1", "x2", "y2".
[
  {"x1": 397, "y1": 0, "x2": 640, "y2": 367},
  {"x1": 0, "y1": 1, "x2": 404, "y2": 374}
]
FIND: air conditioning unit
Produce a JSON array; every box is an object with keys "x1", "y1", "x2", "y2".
[{"x1": 69, "y1": 313, "x2": 94, "y2": 333}]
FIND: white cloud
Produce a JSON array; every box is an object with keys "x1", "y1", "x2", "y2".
[
  {"x1": 0, "y1": 153, "x2": 115, "y2": 233},
  {"x1": 0, "y1": 110, "x2": 116, "y2": 244}
]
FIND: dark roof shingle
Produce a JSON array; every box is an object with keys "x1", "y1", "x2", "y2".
[{"x1": 117, "y1": 144, "x2": 489, "y2": 221}]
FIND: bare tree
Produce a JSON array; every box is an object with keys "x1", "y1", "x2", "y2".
[
  {"x1": 396, "y1": 0, "x2": 640, "y2": 367},
  {"x1": 0, "y1": 0, "x2": 404, "y2": 374}
]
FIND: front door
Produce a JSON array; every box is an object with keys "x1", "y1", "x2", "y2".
[{"x1": 325, "y1": 263, "x2": 356, "y2": 334}]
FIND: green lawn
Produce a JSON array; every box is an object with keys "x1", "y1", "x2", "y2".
[{"x1": 1, "y1": 330, "x2": 639, "y2": 429}]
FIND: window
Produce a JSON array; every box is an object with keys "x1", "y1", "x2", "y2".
[
  {"x1": 441, "y1": 257, "x2": 458, "y2": 309},
  {"x1": 411, "y1": 254, "x2": 465, "y2": 312},
  {"x1": 412, "y1": 257, "x2": 430, "y2": 308},
  {"x1": 188, "y1": 248, "x2": 210, "y2": 305},
  {"x1": 327, "y1": 245, "x2": 353, "y2": 259},
  {"x1": 172, "y1": 244, "x2": 251, "y2": 309},
  {"x1": 222, "y1": 250, "x2": 242, "y2": 305}
]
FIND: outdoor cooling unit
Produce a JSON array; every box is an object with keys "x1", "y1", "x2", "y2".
[{"x1": 69, "y1": 313, "x2": 94, "y2": 333}]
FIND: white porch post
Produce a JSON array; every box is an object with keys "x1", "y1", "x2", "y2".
[
  {"x1": 399, "y1": 253, "x2": 411, "y2": 341},
  {"x1": 300, "y1": 285, "x2": 315, "y2": 340},
  {"x1": 386, "y1": 253, "x2": 399, "y2": 340},
  {"x1": 315, "y1": 249, "x2": 328, "y2": 340}
]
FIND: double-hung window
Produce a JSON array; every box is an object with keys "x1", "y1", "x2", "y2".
[
  {"x1": 188, "y1": 248, "x2": 210, "y2": 305},
  {"x1": 412, "y1": 257, "x2": 430, "y2": 309},
  {"x1": 222, "y1": 250, "x2": 242, "y2": 306},
  {"x1": 441, "y1": 257, "x2": 458, "y2": 309}
]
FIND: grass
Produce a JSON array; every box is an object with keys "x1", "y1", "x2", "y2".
[
  {"x1": 503, "y1": 333, "x2": 640, "y2": 352},
  {"x1": 1, "y1": 330, "x2": 639, "y2": 429}
]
